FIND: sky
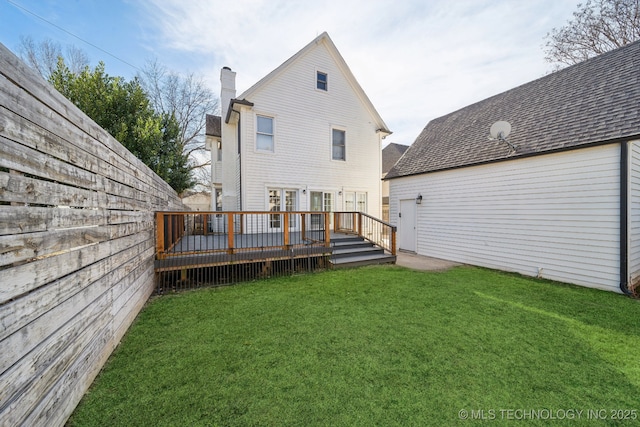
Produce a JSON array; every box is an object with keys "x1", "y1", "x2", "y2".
[{"x1": 0, "y1": 0, "x2": 582, "y2": 147}]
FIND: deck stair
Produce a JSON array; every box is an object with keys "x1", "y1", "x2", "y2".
[{"x1": 330, "y1": 234, "x2": 396, "y2": 268}]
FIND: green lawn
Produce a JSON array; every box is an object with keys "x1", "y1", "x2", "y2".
[{"x1": 68, "y1": 266, "x2": 640, "y2": 426}]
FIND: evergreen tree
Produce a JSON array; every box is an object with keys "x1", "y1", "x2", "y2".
[{"x1": 49, "y1": 59, "x2": 194, "y2": 193}]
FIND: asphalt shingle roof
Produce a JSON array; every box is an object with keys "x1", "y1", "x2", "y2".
[
  {"x1": 386, "y1": 40, "x2": 640, "y2": 179},
  {"x1": 206, "y1": 114, "x2": 222, "y2": 138},
  {"x1": 382, "y1": 143, "x2": 410, "y2": 174}
]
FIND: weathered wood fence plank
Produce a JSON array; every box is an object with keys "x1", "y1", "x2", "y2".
[
  {"x1": 0, "y1": 240, "x2": 153, "y2": 342},
  {"x1": 0, "y1": 40, "x2": 184, "y2": 426}
]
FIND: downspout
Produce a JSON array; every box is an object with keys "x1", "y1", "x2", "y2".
[
  {"x1": 620, "y1": 141, "x2": 631, "y2": 295},
  {"x1": 237, "y1": 112, "x2": 243, "y2": 211}
]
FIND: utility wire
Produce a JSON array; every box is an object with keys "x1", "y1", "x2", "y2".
[{"x1": 5, "y1": 0, "x2": 142, "y2": 72}]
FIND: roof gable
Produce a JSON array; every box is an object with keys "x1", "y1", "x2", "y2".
[
  {"x1": 387, "y1": 40, "x2": 640, "y2": 179},
  {"x1": 238, "y1": 32, "x2": 390, "y2": 134}
]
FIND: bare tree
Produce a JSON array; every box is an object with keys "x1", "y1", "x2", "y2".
[
  {"x1": 544, "y1": 0, "x2": 640, "y2": 70},
  {"x1": 18, "y1": 36, "x2": 89, "y2": 78},
  {"x1": 193, "y1": 166, "x2": 214, "y2": 191},
  {"x1": 140, "y1": 60, "x2": 219, "y2": 182}
]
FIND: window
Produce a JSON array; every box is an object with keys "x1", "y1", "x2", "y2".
[
  {"x1": 214, "y1": 188, "x2": 222, "y2": 211},
  {"x1": 256, "y1": 115, "x2": 274, "y2": 152},
  {"x1": 332, "y1": 129, "x2": 345, "y2": 160},
  {"x1": 324, "y1": 192, "x2": 333, "y2": 212},
  {"x1": 269, "y1": 189, "x2": 281, "y2": 228},
  {"x1": 317, "y1": 71, "x2": 327, "y2": 91},
  {"x1": 344, "y1": 191, "x2": 367, "y2": 213},
  {"x1": 357, "y1": 192, "x2": 367, "y2": 212},
  {"x1": 216, "y1": 141, "x2": 222, "y2": 161},
  {"x1": 345, "y1": 192, "x2": 355, "y2": 211}
]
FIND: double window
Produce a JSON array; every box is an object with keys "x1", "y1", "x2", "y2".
[{"x1": 256, "y1": 115, "x2": 274, "y2": 152}]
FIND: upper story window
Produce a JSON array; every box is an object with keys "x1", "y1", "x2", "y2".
[
  {"x1": 317, "y1": 71, "x2": 328, "y2": 91},
  {"x1": 332, "y1": 128, "x2": 345, "y2": 161},
  {"x1": 256, "y1": 115, "x2": 274, "y2": 152}
]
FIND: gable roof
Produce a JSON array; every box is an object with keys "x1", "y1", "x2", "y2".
[
  {"x1": 205, "y1": 114, "x2": 221, "y2": 138},
  {"x1": 386, "y1": 40, "x2": 640, "y2": 180},
  {"x1": 382, "y1": 143, "x2": 410, "y2": 174},
  {"x1": 237, "y1": 32, "x2": 391, "y2": 135}
]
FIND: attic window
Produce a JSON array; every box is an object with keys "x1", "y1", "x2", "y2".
[{"x1": 317, "y1": 71, "x2": 327, "y2": 91}]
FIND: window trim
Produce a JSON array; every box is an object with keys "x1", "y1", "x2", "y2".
[{"x1": 255, "y1": 114, "x2": 275, "y2": 153}]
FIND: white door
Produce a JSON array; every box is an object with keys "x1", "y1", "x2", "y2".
[
  {"x1": 268, "y1": 189, "x2": 298, "y2": 230},
  {"x1": 399, "y1": 199, "x2": 416, "y2": 252},
  {"x1": 310, "y1": 191, "x2": 333, "y2": 229}
]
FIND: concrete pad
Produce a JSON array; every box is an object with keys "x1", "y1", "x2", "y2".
[{"x1": 396, "y1": 251, "x2": 461, "y2": 271}]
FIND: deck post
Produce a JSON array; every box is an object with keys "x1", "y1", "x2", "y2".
[
  {"x1": 156, "y1": 212, "x2": 165, "y2": 259},
  {"x1": 227, "y1": 212, "x2": 235, "y2": 254},
  {"x1": 283, "y1": 213, "x2": 290, "y2": 248},
  {"x1": 391, "y1": 227, "x2": 397, "y2": 256},
  {"x1": 324, "y1": 212, "x2": 331, "y2": 247},
  {"x1": 301, "y1": 213, "x2": 307, "y2": 241},
  {"x1": 357, "y1": 212, "x2": 363, "y2": 237}
]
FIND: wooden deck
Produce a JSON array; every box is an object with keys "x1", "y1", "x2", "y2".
[
  {"x1": 154, "y1": 231, "x2": 354, "y2": 272},
  {"x1": 154, "y1": 211, "x2": 396, "y2": 291}
]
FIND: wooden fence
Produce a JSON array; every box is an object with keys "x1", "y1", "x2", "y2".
[{"x1": 0, "y1": 43, "x2": 183, "y2": 426}]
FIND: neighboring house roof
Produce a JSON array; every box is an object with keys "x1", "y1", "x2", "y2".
[
  {"x1": 205, "y1": 114, "x2": 222, "y2": 138},
  {"x1": 382, "y1": 143, "x2": 410, "y2": 175},
  {"x1": 236, "y1": 31, "x2": 391, "y2": 135},
  {"x1": 386, "y1": 40, "x2": 640, "y2": 180}
]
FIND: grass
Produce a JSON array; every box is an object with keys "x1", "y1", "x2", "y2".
[{"x1": 67, "y1": 266, "x2": 640, "y2": 426}]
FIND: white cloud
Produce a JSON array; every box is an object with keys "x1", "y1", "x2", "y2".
[{"x1": 138, "y1": 0, "x2": 580, "y2": 145}]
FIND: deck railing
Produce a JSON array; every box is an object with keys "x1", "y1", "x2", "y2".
[
  {"x1": 334, "y1": 211, "x2": 397, "y2": 255},
  {"x1": 156, "y1": 211, "x2": 331, "y2": 259}
]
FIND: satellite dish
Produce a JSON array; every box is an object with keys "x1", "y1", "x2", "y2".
[{"x1": 489, "y1": 121, "x2": 511, "y2": 140}]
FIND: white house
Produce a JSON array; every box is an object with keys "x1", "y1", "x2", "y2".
[
  {"x1": 385, "y1": 40, "x2": 640, "y2": 295},
  {"x1": 206, "y1": 32, "x2": 391, "y2": 227}
]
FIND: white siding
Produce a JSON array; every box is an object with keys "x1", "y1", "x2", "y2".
[
  {"x1": 237, "y1": 41, "x2": 381, "y2": 217},
  {"x1": 628, "y1": 140, "x2": 640, "y2": 289},
  {"x1": 390, "y1": 145, "x2": 622, "y2": 292}
]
